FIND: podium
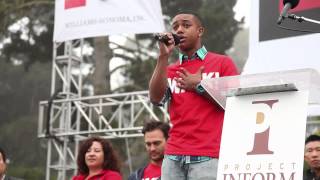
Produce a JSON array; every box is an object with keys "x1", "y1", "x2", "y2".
[
  {"x1": 200, "y1": 68, "x2": 320, "y2": 180},
  {"x1": 201, "y1": 68, "x2": 320, "y2": 110}
]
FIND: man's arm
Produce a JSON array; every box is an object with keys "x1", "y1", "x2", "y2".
[
  {"x1": 149, "y1": 54, "x2": 169, "y2": 103},
  {"x1": 149, "y1": 34, "x2": 175, "y2": 104}
]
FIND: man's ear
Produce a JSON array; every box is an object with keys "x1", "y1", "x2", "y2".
[{"x1": 198, "y1": 27, "x2": 204, "y2": 37}]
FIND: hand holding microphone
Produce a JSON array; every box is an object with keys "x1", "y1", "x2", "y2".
[{"x1": 154, "y1": 33, "x2": 181, "y2": 46}]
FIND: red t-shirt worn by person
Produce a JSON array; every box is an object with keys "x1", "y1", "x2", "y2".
[
  {"x1": 142, "y1": 163, "x2": 161, "y2": 180},
  {"x1": 72, "y1": 169, "x2": 122, "y2": 180},
  {"x1": 165, "y1": 51, "x2": 238, "y2": 158}
]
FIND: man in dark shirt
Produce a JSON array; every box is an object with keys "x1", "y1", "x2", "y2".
[
  {"x1": 0, "y1": 147, "x2": 23, "y2": 180},
  {"x1": 128, "y1": 120, "x2": 170, "y2": 180},
  {"x1": 304, "y1": 134, "x2": 320, "y2": 180}
]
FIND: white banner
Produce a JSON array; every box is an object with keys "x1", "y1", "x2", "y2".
[
  {"x1": 218, "y1": 91, "x2": 309, "y2": 180},
  {"x1": 54, "y1": 0, "x2": 165, "y2": 42}
]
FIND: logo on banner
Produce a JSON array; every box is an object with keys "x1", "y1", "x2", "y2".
[
  {"x1": 247, "y1": 99, "x2": 279, "y2": 155},
  {"x1": 65, "y1": 0, "x2": 86, "y2": 9},
  {"x1": 221, "y1": 98, "x2": 299, "y2": 179}
]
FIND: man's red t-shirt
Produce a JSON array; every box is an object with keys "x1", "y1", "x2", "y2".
[
  {"x1": 142, "y1": 163, "x2": 161, "y2": 180},
  {"x1": 165, "y1": 52, "x2": 238, "y2": 158}
]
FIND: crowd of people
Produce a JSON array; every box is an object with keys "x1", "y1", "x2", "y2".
[{"x1": 2, "y1": 132, "x2": 320, "y2": 180}]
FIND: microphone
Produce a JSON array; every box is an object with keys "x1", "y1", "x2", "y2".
[
  {"x1": 154, "y1": 33, "x2": 181, "y2": 46},
  {"x1": 277, "y1": 0, "x2": 300, "y2": 25}
]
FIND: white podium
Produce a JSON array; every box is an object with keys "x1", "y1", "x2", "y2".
[{"x1": 201, "y1": 68, "x2": 320, "y2": 180}]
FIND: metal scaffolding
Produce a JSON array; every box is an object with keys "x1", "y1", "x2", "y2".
[{"x1": 38, "y1": 40, "x2": 169, "y2": 180}]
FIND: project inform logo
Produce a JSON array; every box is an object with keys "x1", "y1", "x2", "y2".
[
  {"x1": 247, "y1": 99, "x2": 279, "y2": 155},
  {"x1": 65, "y1": 0, "x2": 86, "y2": 9},
  {"x1": 221, "y1": 98, "x2": 300, "y2": 179}
]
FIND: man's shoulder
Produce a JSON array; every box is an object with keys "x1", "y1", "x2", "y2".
[
  {"x1": 128, "y1": 166, "x2": 147, "y2": 180},
  {"x1": 205, "y1": 51, "x2": 232, "y2": 60},
  {"x1": 303, "y1": 168, "x2": 317, "y2": 180}
]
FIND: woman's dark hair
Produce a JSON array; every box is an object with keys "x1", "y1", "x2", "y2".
[{"x1": 77, "y1": 136, "x2": 120, "y2": 174}]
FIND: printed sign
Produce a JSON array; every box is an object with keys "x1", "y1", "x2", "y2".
[
  {"x1": 54, "y1": 0, "x2": 165, "y2": 42},
  {"x1": 217, "y1": 91, "x2": 309, "y2": 180}
]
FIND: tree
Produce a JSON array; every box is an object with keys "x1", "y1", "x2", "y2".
[
  {"x1": 1, "y1": 0, "x2": 242, "y2": 92},
  {"x1": 226, "y1": 28, "x2": 249, "y2": 72},
  {"x1": 0, "y1": 61, "x2": 51, "y2": 125},
  {"x1": 0, "y1": 61, "x2": 51, "y2": 179},
  {"x1": 92, "y1": 36, "x2": 112, "y2": 95},
  {"x1": 117, "y1": 0, "x2": 242, "y2": 92},
  {"x1": 0, "y1": 0, "x2": 54, "y2": 70}
]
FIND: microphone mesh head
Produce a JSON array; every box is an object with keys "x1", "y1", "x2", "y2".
[
  {"x1": 283, "y1": 0, "x2": 300, "y2": 9},
  {"x1": 172, "y1": 34, "x2": 181, "y2": 45}
]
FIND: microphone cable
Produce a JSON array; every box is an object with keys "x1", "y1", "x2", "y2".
[{"x1": 277, "y1": 14, "x2": 320, "y2": 33}]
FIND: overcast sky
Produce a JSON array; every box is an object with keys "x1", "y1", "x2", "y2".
[{"x1": 234, "y1": 0, "x2": 251, "y2": 27}]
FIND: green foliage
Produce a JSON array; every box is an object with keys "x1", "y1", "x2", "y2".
[
  {"x1": 116, "y1": 57, "x2": 157, "y2": 92},
  {"x1": 0, "y1": 0, "x2": 54, "y2": 34},
  {"x1": 1, "y1": 25, "x2": 53, "y2": 71},
  {"x1": 0, "y1": 61, "x2": 51, "y2": 125},
  {"x1": 200, "y1": 0, "x2": 240, "y2": 53},
  {"x1": 7, "y1": 166, "x2": 45, "y2": 180},
  {"x1": 0, "y1": 62, "x2": 50, "y2": 178},
  {"x1": 118, "y1": 0, "x2": 241, "y2": 91},
  {"x1": 0, "y1": 115, "x2": 47, "y2": 179},
  {"x1": 158, "y1": 0, "x2": 240, "y2": 54},
  {"x1": 0, "y1": 115, "x2": 47, "y2": 165},
  {"x1": 0, "y1": 0, "x2": 54, "y2": 70}
]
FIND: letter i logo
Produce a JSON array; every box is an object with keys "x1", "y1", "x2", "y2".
[
  {"x1": 65, "y1": 0, "x2": 86, "y2": 10},
  {"x1": 247, "y1": 100, "x2": 279, "y2": 155}
]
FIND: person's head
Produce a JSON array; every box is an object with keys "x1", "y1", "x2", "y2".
[
  {"x1": 142, "y1": 120, "x2": 170, "y2": 164},
  {"x1": 305, "y1": 134, "x2": 320, "y2": 171},
  {"x1": 0, "y1": 147, "x2": 7, "y2": 177},
  {"x1": 171, "y1": 11, "x2": 204, "y2": 54},
  {"x1": 77, "y1": 136, "x2": 120, "y2": 175}
]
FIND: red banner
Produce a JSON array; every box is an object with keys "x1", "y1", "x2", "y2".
[
  {"x1": 279, "y1": 0, "x2": 320, "y2": 12},
  {"x1": 65, "y1": 0, "x2": 86, "y2": 10}
]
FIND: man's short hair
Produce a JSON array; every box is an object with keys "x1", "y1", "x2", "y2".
[
  {"x1": 174, "y1": 10, "x2": 203, "y2": 27},
  {"x1": 0, "y1": 147, "x2": 6, "y2": 163},
  {"x1": 142, "y1": 120, "x2": 170, "y2": 140},
  {"x1": 305, "y1": 134, "x2": 320, "y2": 144}
]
